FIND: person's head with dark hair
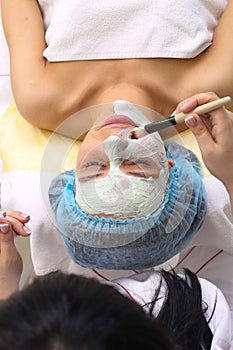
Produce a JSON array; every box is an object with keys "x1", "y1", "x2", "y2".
[
  {"x1": 0, "y1": 269, "x2": 215, "y2": 350},
  {"x1": 0, "y1": 271, "x2": 172, "y2": 350}
]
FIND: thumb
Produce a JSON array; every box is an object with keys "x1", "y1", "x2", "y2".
[
  {"x1": 0, "y1": 213, "x2": 14, "y2": 244},
  {"x1": 0, "y1": 223, "x2": 14, "y2": 246}
]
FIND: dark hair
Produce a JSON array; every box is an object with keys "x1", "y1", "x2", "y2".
[
  {"x1": 148, "y1": 269, "x2": 214, "y2": 350},
  {"x1": 0, "y1": 269, "x2": 214, "y2": 350},
  {"x1": 0, "y1": 271, "x2": 172, "y2": 350}
]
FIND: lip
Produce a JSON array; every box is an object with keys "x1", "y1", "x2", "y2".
[{"x1": 101, "y1": 115, "x2": 138, "y2": 128}]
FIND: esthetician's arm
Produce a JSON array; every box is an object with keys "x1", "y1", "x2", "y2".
[
  {"x1": 179, "y1": 92, "x2": 233, "y2": 215},
  {"x1": 0, "y1": 210, "x2": 31, "y2": 299}
]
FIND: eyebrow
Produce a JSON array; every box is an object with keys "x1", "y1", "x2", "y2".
[{"x1": 81, "y1": 161, "x2": 105, "y2": 169}]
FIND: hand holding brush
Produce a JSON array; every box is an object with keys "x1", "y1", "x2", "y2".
[{"x1": 129, "y1": 96, "x2": 232, "y2": 139}]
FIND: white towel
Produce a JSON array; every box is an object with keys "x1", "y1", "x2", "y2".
[
  {"x1": 0, "y1": 170, "x2": 68, "y2": 275},
  {"x1": 38, "y1": 0, "x2": 228, "y2": 61}
]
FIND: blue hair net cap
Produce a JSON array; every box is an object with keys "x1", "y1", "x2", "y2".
[{"x1": 48, "y1": 142, "x2": 207, "y2": 270}]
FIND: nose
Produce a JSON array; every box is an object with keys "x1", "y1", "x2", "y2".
[
  {"x1": 118, "y1": 127, "x2": 135, "y2": 139},
  {"x1": 104, "y1": 135, "x2": 128, "y2": 149},
  {"x1": 104, "y1": 135, "x2": 129, "y2": 161}
]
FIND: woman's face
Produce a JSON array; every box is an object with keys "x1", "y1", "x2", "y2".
[
  {"x1": 75, "y1": 114, "x2": 174, "y2": 217},
  {"x1": 76, "y1": 115, "x2": 173, "y2": 181}
]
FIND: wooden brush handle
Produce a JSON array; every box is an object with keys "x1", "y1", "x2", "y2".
[{"x1": 175, "y1": 96, "x2": 232, "y2": 124}]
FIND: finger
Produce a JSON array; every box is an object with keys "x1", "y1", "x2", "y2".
[
  {"x1": 2, "y1": 216, "x2": 31, "y2": 237},
  {"x1": 0, "y1": 213, "x2": 13, "y2": 238},
  {"x1": 0, "y1": 226, "x2": 21, "y2": 270},
  {"x1": 176, "y1": 92, "x2": 219, "y2": 113},
  {"x1": 2, "y1": 210, "x2": 30, "y2": 224},
  {"x1": 201, "y1": 109, "x2": 233, "y2": 150},
  {"x1": 0, "y1": 223, "x2": 14, "y2": 244},
  {"x1": 184, "y1": 114, "x2": 216, "y2": 157}
]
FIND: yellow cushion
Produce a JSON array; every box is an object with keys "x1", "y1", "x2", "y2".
[{"x1": 0, "y1": 102, "x2": 81, "y2": 172}]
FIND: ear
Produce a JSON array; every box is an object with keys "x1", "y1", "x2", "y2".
[{"x1": 168, "y1": 159, "x2": 174, "y2": 169}]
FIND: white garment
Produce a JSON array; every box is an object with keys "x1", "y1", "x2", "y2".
[
  {"x1": 38, "y1": 0, "x2": 228, "y2": 61},
  {"x1": 0, "y1": 170, "x2": 69, "y2": 275},
  {"x1": 195, "y1": 177, "x2": 233, "y2": 253},
  {"x1": 111, "y1": 271, "x2": 233, "y2": 349}
]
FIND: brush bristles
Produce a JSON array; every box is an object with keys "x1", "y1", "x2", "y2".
[{"x1": 129, "y1": 127, "x2": 147, "y2": 139}]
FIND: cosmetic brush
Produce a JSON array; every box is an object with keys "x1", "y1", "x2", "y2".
[{"x1": 129, "y1": 96, "x2": 232, "y2": 139}]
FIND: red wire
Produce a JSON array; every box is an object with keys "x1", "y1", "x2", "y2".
[
  {"x1": 115, "y1": 282, "x2": 137, "y2": 303},
  {"x1": 92, "y1": 269, "x2": 137, "y2": 302},
  {"x1": 174, "y1": 246, "x2": 196, "y2": 269},
  {"x1": 195, "y1": 249, "x2": 223, "y2": 274},
  {"x1": 92, "y1": 269, "x2": 110, "y2": 281}
]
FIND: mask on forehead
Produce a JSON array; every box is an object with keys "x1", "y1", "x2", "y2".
[{"x1": 75, "y1": 132, "x2": 169, "y2": 217}]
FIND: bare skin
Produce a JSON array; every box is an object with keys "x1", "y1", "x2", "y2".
[
  {"x1": 1, "y1": 1, "x2": 233, "y2": 133},
  {"x1": 0, "y1": 210, "x2": 31, "y2": 299}
]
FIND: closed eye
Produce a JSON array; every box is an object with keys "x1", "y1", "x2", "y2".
[
  {"x1": 121, "y1": 158, "x2": 160, "y2": 178},
  {"x1": 124, "y1": 159, "x2": 150, "y2": 166},
  {"x1": 78, "y1": 161, "x2": 108, "y2": 182},
  {"x1": 78, "y1": 173, "x2": 103, "y2": 182}
]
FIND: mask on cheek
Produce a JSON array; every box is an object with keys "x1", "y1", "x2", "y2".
[{"x1": 75, "y1": 133, "x2": 169, "y2": 217}]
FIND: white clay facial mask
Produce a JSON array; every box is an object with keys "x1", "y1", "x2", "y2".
[{"x1": 75, "y1": 132, "x2": 169, "y2": 217}]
